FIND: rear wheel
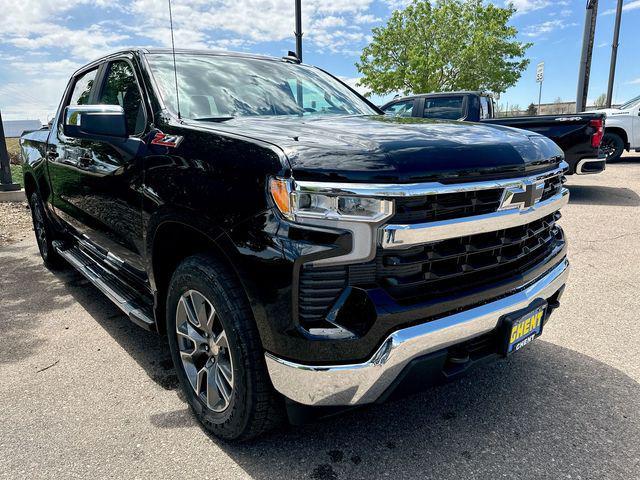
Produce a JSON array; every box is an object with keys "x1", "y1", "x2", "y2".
[
  {"x1": 166, "y1": 254, "x2": 283, "y2": 441},
  {"x1": 29, "y1": 192, "x2": 65, "y2": 270},
  {"x1": 601, "y1": 132, "x2": 625, "y2": 162}
]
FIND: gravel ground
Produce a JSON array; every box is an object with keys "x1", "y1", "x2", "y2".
[
  {"x1": 0, "y1": 157, "x2": 639, "y2": 479},
  {"x1": 0, "y1": 201, "x2": 31, "y2": 246}
]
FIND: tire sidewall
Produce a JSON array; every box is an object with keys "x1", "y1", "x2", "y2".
[
  {"x1": 603, "y1": 133, "x2": 624, "y2": 162},
  {"x1": 166, "y1": 257, "x2": 256, "y2": 439},
  {"x1": 29, "y1": 192, "x2": 57, "y2": 265}
]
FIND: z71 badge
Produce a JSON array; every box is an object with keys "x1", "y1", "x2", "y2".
[{"x1": 150, "y1": 132, "x2": 184, "y2": 148}]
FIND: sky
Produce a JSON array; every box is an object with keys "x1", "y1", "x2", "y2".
[{"x1": 0, "y1": 0, "x2": 639, "y2": 122}]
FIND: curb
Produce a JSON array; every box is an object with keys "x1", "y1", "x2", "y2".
[{"x1": 0, "y1": 189, "x2": 26, "y2": 203}]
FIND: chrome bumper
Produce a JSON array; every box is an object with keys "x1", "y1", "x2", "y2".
[
  {"x1": 265, "y1": 258, "x2": 569, "y2": 407},
  {"x1": 576, "y1": 157, "x2": 606, "y2": 175}
]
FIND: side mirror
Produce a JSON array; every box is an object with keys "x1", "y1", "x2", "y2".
[{"x1": 63, "y1": 105, "x2": 127, "y2": 139}]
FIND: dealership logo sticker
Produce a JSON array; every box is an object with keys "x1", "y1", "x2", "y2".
[{"x1": 150, "y1": 132, "x2": 184, "y2": 148}]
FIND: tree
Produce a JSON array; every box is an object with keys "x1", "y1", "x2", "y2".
[
  {"x1": 526, "y1": 103, "x2": 537, "y2": 116},
  {"x1": 356, "y1": 0, "x2": 531, "y2": 96},
  {"x1": 594, "y1": 93, "x2": 607, "y2": 108}
]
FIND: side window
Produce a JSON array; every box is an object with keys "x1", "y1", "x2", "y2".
[
  {"x1": 68, "y1": 69, "x2": 98, "y2": 106},
  {"x1": 423, "y1": 97, "x2": 464, "y2": 120},
  {"x1": 480, "y1": 96, "x2": 490, "y2": 120},
  {"x1": 98, "y1": 61, "x2": 145, "y2": 135},
  {"x1": 383, "y1": 100, "x2": 415, "y2": 117}
]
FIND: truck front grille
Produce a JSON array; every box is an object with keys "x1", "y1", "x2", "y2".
[
  {"x1": 297, "y1": 213, "x2": 564, "y2": 325},
  {"x1": 296, "y1": 170, "x2": 566, "y2": 327},
  {"x1": 391, "y1": 174, "x2": 564, "y2": 225},
  {"x1": 372, "y1": 212, "x2": 564, "y2": 303}
]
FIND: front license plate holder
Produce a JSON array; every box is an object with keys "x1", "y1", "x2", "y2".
[{"x1": 499, "y1": 301, "x2": 547, "y2": 356}]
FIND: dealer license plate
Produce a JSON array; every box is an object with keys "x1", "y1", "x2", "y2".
[{"x1": 504, "y1": 306, "x2": 546, "y2": 355}]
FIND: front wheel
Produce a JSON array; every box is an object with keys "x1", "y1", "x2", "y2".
[
  {"x1": 601, "y1": 132, "x2": 625, "y2": 162},
  {"x1": 166, "y1": 254, "x2": 283, "y2": 441}
]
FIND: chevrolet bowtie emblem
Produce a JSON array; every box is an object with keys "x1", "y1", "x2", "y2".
[{"x1": 498, "y1": 180, "x2": 545, "y2": 211}]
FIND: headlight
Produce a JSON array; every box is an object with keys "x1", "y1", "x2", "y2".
[{"x1": 269, "y1": 177, "x2": 393, "y2": 223}]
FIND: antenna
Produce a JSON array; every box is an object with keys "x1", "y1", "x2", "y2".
[{"x1": 168, "y1": 0, "x2": 181, "y2": 119}]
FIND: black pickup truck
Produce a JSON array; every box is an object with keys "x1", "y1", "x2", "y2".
[
  {"x1": 21, "y1": 49, "x2": 570, "y2": 440},
  {"x1": 382, "y1": 91, "x2": 606, "y2": 175}
]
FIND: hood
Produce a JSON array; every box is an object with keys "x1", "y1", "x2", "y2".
[{"x1": 194, "y1": 115, "x2": 564, "y2": 183}]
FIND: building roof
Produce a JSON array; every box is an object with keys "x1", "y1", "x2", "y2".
[{"x1": 2, "y1": 120, "x2": 43, "y2": 138}]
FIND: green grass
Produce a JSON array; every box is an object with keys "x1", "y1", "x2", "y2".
[
  {"x1": 9, "y1": 164, "x2": 23, "y2": 188},
  {"x1": 4, "y1": 138, "x2": 23, "y2": 187}
]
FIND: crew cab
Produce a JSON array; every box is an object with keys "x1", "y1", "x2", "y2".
[
  {"x1": 382, "y1": 91, "x2": 606, "y2": 175},
  {"x1": 593, "y1": 94, "x2": 640, "y2": 162},
  {"x1": 21, "y1": 49, "x2": 570, "y2": 440}
]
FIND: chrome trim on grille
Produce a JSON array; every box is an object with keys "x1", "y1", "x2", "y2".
[
  {"x1": 295, "y1": 162, "x2": 568, "y2": 198},
  {"x1": 381, "y1": 188, "x2": 569, "y2": 249},
  {"x1": 266, "y1": 258, "x2": 569, "y2": 407}
]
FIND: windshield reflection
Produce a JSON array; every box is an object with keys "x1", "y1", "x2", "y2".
[{"x1": 146, "y1": 53, "x2": 377, "y2": 120}]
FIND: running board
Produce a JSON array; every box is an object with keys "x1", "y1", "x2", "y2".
[{"x1": 53, "y1": 241, "x2": 156, "y2": 331}]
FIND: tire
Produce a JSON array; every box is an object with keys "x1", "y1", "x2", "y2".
[
  {"x1": 601, "y1": 132, "x2": 625, "y2": 163},
  {"x1": 166, "y1": 254, "x2": 283, "y2": 441},
  {"x1": 29, "y1": 192, "x2": 66, "y2": 270}
]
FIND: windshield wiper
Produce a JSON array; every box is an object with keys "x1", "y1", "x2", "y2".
[{"x1": 193, "y1": 116, "x2": 235, "y2": 123}]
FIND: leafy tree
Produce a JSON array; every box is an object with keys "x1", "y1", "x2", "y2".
[
  {"x1": 526, "y1": 103, "x2": 537, "y2": 116},
  {"x1": 594, "y1": 93, "x2": 607, "y2": 108},
  {"x1": 356, "y1": 0, "x2": 531, "y2": 96}
]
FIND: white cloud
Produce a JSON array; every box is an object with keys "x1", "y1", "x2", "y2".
[
  {"x1": 628, "y1": 78, "x2": 640, "y2": 85},
  {"x1": 0, "y1": 0, "x2": 381, "y2": 121},
  {"x1": 603, "y1": 0, "x2": 640, "y2": 15},
  {"x1": 523, "y1": 19, "x2": 578, "y2": 38},
  {"x1": 507, "y1": 0, "x2": 569, "y2": 16}
]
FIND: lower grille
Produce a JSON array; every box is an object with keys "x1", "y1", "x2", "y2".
[{"x1": 298, "y1": 265, "x2": 347, "y2": 327}]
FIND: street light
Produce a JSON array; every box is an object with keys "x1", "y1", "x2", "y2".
[{"x1": 576, "y1": 0, "x2": 598, "y2": 113}]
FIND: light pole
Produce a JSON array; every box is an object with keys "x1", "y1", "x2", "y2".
[
  {"x1": 576, "y1": 0, "x2": 598, "y2": 113},
  {"x1": 606, "y1": 0, "x2": 623, "y2": 108},
  {"x1": 294, "y1": 0, "x2": 303, "y2": 62},
  {"x1": 0, "y1": 110, "x2": 21, "y2": 192}
]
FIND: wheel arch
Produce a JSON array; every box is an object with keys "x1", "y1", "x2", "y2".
[
  {"x1": 23, "y1": 171, "x2": 37, "y2": 199},
  {"x1": 148, "y1": 218, "x2": 242, "y2": 335},
  {"x1": 605, "y1": 127, "x2": 630, "y2": 149}
]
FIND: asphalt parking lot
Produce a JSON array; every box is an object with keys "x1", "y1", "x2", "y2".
[{"x1": 1, "y1": 156, "x2": 639, "y2": 479}]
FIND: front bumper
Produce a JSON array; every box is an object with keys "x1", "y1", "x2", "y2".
[{"x1": 265, "y1": 257, "x2": 569, "y2": 406}]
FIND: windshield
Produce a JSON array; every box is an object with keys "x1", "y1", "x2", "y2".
[
  {"x1": 620, "y1": 95, "x2": 640, "y2": 110},
  {"x1": 146, "y1": 53, "x2": 377, "y2": 119}
]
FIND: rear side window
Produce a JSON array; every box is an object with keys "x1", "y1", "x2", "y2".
[
  {"x1": 423, "y1": 97, "x2": 464, "y2": 120},
  {"x1": 98, "y1": 60, "x2": 145, "y2": 135},
  {"x1": 68, "y1": 69, "x2": 98, "y2": 106},
  {"x1": 480, "y1": 96, "x2": 491, "y2": 120},
  {"x1": 383, "y1": 100, "x2": 414, "y2": 117}
]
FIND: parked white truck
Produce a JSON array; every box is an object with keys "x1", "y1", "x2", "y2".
[{"x1": 596, "y1": 95, "x2": 640, "y2": 162}]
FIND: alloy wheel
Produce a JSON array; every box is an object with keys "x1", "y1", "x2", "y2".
[{"x1": 175, "y1": 290, "x2": 234, "y2": 413}]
